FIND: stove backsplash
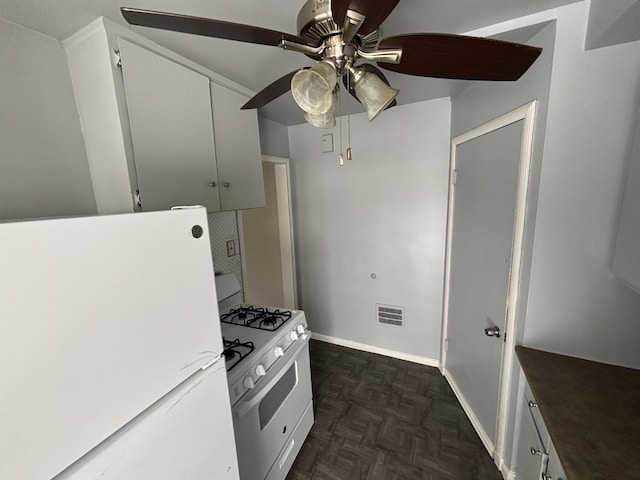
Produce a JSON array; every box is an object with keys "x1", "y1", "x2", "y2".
[{"x1": 207, "y1": 211, "x2": 244, "y2": 302}]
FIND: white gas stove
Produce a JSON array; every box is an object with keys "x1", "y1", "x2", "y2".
[{"x1": 215, "y1": 274, "x2": 314, "y2": 480}]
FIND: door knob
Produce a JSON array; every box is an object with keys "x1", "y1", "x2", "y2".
[
  {"x1": 484, "y1": 325, "x2": 501, "y2": 338},
  {"x1": 207, "y1": 181, "x2": 217, "y2": 188}
]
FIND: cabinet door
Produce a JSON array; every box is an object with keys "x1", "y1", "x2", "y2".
[
  {"x1": 516, "y1": 395, "x2": 548, "y2": 480},
  {"x1": 612, "y1": 112, "x2": 640, "y2": 291},
  {"x1": 210, "y1": 82, "x2": 265, "y2": 211},
  {"x1": 545, "y1": 442, "x2": 566, "y2": 480},
  {"x1": 119, "y1": 39, "x2": 220, "y2": 212}
]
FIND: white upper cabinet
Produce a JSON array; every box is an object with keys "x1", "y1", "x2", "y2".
[
  {"x1": 64, "y1": 18, "x2": 265, "y2": 214},
  {"x1": 211, "y1": 82, "x2": 265, "y2": 211},
  {"x1": 612, "y1": 111, "x2": 640, "y2": 292},
  {"x1": 119, "y1": 39, "x2": 220, "y2": 212}
]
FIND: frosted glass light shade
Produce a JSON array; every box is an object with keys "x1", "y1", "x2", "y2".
[
  {"x1": 291, "y1": 61, "x2": 337, "y2": 114},
  {"x1": 304, "y1": 111, "x2": 336, "y2": 128},
  {"x1": 352, "y1": 68, "x2": 399, "y2": 122},
  {"x1": 304, "y1": 90, "x2": 338, "y2": 128}
]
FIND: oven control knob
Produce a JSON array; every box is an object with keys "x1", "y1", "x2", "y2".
[
  {"x1": 296, "y1": 324, "x2": 306, "y2": 335},
  {"x1": 255, "y1": 364, "x2": 266, "y2": 377},
  {"x1": 274, "y1": 346, "x2": 284, "y2": 358},
  {"x1": 243, "y1": 375, "x2": 255, "y2": 389},
  {"x1": 289, "y1": 331, "x2": 299, "y2": 342}
]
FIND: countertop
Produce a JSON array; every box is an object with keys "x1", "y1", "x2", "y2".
[{"x1": 515, "y1": 346, "x2": 640, "y2": 480}]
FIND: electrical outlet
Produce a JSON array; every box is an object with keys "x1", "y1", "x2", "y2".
[{"x1": 226, "y1": 240, "x2": 236, "y2": 257}]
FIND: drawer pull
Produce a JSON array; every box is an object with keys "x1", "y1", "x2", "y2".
[{"x1": 528, "y1": 400, "x2": 538, "y2": 408}]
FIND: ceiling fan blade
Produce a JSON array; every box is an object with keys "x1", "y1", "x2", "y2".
[
  {"x1": 241, "y1": 68, "x2": 309, "y2": 110},
  {"x1": 377, "y1": 34, "x2": 542, "y2": 81},
  {"x1": 121, "y1": 7, "x2": 309, "y2": 47},
  {"x1": 331, "y1": 0, "x2": 401, "y2": 35},
  {"x1": 342, "y1": 64, "x2": 397, "y2": 110}
]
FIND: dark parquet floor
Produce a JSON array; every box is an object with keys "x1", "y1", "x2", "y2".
[{"x1": 286, "y1": 340, "x2": 503, "y2": 480}]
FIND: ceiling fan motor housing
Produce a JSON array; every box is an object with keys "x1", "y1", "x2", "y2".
[{"x1": 297, "y1": 0, "x2": 381, "y2": 49}]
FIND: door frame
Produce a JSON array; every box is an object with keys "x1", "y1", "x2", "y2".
[
  {"x1": 440, "y1": 101, "x2": 537, "y2": 469},
  {"x1": 238, "y1": 155, "x2": 298, "y2": 308}
]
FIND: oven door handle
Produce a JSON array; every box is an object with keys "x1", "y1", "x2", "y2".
[{"x1": 234, "y1": 334, "x2": 311, "y2": 419}]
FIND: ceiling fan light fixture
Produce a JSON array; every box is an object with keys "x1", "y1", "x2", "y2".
[
  {"x1": 291, "y1": 60, "x2": 337, "y2": 114},
  {"x1": 304, "y1": 111, "x2": 336, "y2": 129},
  {"x1": 304, "y1": 90, "x2": 338, "y2": 128},
  {"x1": 351, "y1": 67, "x2": 400, "y2": 122}
]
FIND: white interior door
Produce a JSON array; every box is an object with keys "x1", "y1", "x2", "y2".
[{"x1": 443, "y1": 102, "x2": 536, "y2": 461}]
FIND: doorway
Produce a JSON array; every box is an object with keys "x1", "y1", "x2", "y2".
[
  {"x1": 238, "y1": 155, "x2": 297, "y2": 309},
  {"x1": 441, "y1": 102, "x2": 536, "y2": 468}
]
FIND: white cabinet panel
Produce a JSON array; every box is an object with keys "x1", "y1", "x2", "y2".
[
  {"x1": 120, "y1": 39, "x2": 220, "y2": 212},
  {"x1": 65, "y1": 20, "x2": 264, "y2": 215},
  {"x1": 211, "y1": 82, "x2": 265, "y2": 211},
  {"x1": 545, "y1": 442, "x2": 567, "y2": 480},
  {"x1": 613, "y1": 112, "x2": 640, "y2": 292},
  {"x1": 516, "y1": 393, "x2": 548, "y2": 480}
]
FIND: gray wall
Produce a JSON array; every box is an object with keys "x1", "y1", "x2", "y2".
[
  {"x1": 0, "y1": 17, "x2": 95, "y2": 220},
  {"x1": 518, "y1": 4, "x2": 640, "y2": 369},
  {"x1": 258, "y1": 116, "x2": 290, "y2": 158},
  {"x1": 289, "y1": 98, "x2": 451, "y2": 360},
  {"x1": 463, "y1": 1, "x2": 640, "y2": 369},
  {"x1": 458, "y1": 5, "x2": 640, "y2": 469},
  {"x1": 451, "y1": 21, "x2": 557, "y2": 469}
]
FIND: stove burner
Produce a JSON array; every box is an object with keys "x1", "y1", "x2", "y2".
[
  {"x1": 222, "y1": 338, "x2": 255, "y2": 371},
  {"x1": 262, "y1": 316, "x2": 277, "y2": 326},
  {"x1": 221, "y1": 306, "x2": 292, "y2": 331},
  {"x1": 223, "y1": 348, "x2": 236, "y2": 362}
]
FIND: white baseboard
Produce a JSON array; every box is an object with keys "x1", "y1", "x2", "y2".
[
  {"x1": 443, "y1": 368, "x2": 496, "y2": 457},
  {"x1": 503, "y1": 467, "x2": 516, "y2": 480},
  {"x1": 311, "y1": 333, "x2": 440, "y2": 368}
]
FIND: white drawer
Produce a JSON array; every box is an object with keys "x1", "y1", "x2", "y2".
[
  {"x1": 524, "y1": 382, "x2": 551, "y2": 453},
  {"x1": 517, "y1": 393, "x2": 548, "y2": 480}
]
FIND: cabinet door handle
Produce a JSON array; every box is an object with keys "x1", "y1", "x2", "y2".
[
  {"x1": 530, "y1": 447, "x2": 542, "y2": 456},
  {"x1": 223, "y1": 182, "x2": 231, "y2": 188},
  {"x1": 528, "y1": 400, "x2": 538, "y2": 408},
  {"x1": 207, "y1": 181, "x2": 217, "y2": 188}
]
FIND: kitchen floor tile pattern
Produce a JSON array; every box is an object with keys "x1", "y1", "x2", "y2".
[{"x1": 286, "y1": 340, "x2": 503, "y2": 480}]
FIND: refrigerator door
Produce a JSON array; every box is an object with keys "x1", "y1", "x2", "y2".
[
  {"x1": 0, "y1": 208, "x2": 232, "y2": 480},
  {"x1": 55, "y1": 362, "x2": 239, "y2": 480}
]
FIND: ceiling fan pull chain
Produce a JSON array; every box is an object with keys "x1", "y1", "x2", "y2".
[
  {"x1": 338, "y1": 84, "x2": 344, "y2": 166},
  {"x1": 346, "y1": 73, "x2": 352, "y2": 161}
]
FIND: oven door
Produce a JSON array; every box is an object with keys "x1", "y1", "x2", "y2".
[{"x1": 232, "y1": 337, "x2": 312, "y2": 480}]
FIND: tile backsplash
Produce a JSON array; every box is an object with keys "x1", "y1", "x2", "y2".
[{"x1": 207, "y1": 211, "x2": 243, "y2": 301}]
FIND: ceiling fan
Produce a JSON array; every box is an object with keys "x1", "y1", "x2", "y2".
[{"x1": 121, "y1": 0, "x2": 542, "y2": 127}]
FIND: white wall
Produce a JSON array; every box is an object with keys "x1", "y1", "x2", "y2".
[
  {"x1": 289, "y1": 98, "x2": 451, "y2": 360},
  {"x1": 471, "y1": 2, "x2": 640, "y2": 369},
  {"x1": 0, "y1": 17, "x2": 95, "y2": 220}
]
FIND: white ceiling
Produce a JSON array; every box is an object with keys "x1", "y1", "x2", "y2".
[{"x1": 0, "y1": 0, "x2": 583, "y2": 125}]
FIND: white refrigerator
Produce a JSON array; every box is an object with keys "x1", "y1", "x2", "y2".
[{"x1": 0, "y1": 207, "x2": 240, "y2": 480}]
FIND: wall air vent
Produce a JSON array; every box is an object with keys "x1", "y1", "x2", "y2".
[{"x1": 376, "y1": 303, "x2": 405, "y2": 328}]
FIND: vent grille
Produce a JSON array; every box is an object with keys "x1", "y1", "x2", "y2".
[{"x1": 376, "y1": 303, "x2": 404, "y2": 328}]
